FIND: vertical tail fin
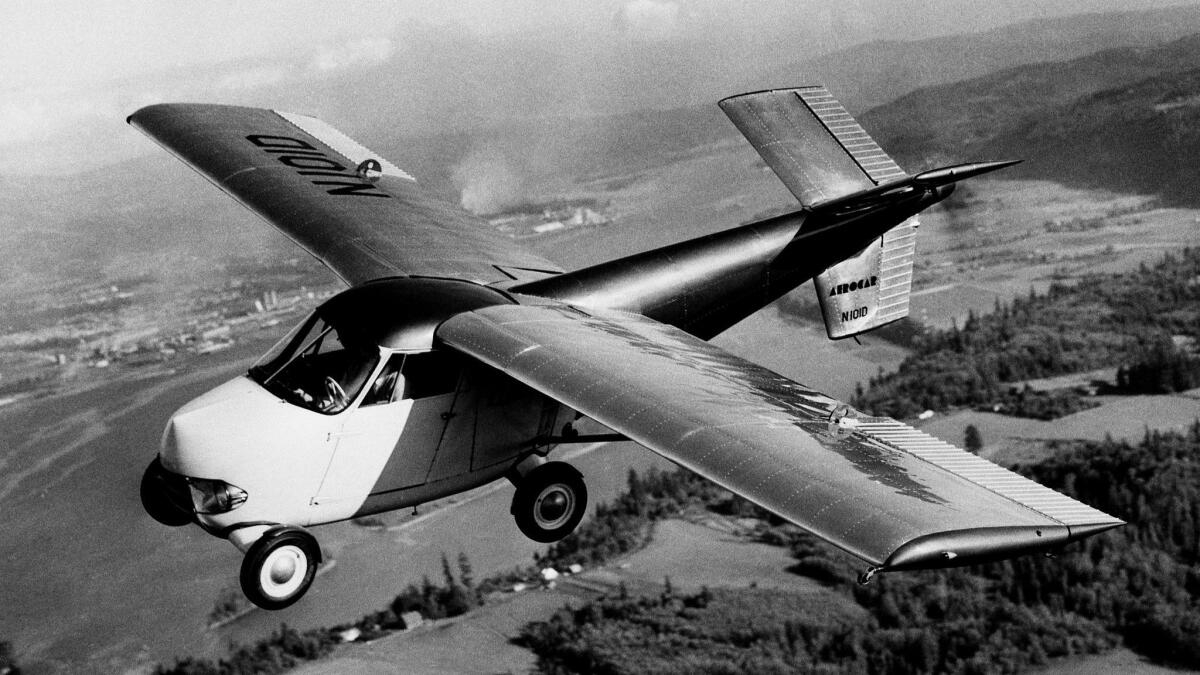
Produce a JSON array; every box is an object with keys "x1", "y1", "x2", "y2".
[
  {"x1": 812, "y1": 217, "x2": 917, "y2": 338},
  {"x1": 721, "y1": 86, "x2": 916, "y2": 338}
]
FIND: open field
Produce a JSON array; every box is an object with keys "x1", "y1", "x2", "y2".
[
  {"x1": 291, "y1": 519, "x2": 861, "y2": 675},
  {"x1": 910, "y1": 178, "x2": 1199, "y2": 328},
  {"x1": 919, "y1": 390, "x2": 1200, "y2": 465},
  {"x1": 1034, "y1": 648, "x2": 1182, "y2": 675}
]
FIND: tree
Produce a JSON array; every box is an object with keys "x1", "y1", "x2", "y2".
[
  {"x1": 964, "y1": 425, "x2": 983, "y2": 454},
  {"x1": 0, "y1": 641, "x2": 20, "y2": 675}
]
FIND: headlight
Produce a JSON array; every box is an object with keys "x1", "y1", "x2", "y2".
[{"x1": 188, "y1": 478, "x2": 249, "y2": 514}]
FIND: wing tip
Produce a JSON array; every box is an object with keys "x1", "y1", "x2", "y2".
[
  {"x1": 1066, "y1": 519, "x2": 1126, "y2": 542},
  {"x1": 880, "y1": 519, "x2": 1124, "y2": 573},
  {"x1": 718, "y1": 84, "x2": 827, "y2": 108},
  {"x1": 882, "y1": 525, "x2": 1067, "y2": 572}
]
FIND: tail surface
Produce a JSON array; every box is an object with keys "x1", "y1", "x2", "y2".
[{"x1": 720, "y1": 86, "x2": 916, "y2": 338}]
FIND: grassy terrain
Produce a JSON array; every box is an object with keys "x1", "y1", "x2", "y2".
[
  {"x1": 851, "y1": 247, "x2": 1200, "y2": 419},
  {"x1": 288, "y1": 519, "x2": 838, "y2": 675}
]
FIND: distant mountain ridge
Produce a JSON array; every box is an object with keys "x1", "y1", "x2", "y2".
[
  {"x1": 792, "y1": 4, "x2": 1200, "y2": 113},
  {"x1": 860, "y1": 33, "x2": 1200, "y2": 204},
  {"x1": 986, "y1": 66, "x2": 1200, "y2": 204},
  {"x1": 6, "y1": 6, "x2": 1200, "y2": 299}
]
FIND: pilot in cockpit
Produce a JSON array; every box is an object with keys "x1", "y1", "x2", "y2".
[{"x1": 249, "y1": 314, "x2": 380, "y2": 414}]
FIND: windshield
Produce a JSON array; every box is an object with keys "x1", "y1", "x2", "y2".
[{"x1": 248, "y1": 313, "x2": 379, "y2": 414}]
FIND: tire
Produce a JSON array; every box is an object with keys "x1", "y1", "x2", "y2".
[
  {"x1": 239, "y1": 526, "x2": 321, "y2": 610},
  {"x1": 140, "y1": 458, "x2": 192, "y2": 527},
  {"x1": 511, "y1": 462, "x2": 587, "y2": 543}
]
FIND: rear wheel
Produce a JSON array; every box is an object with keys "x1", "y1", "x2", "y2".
[
  {"x1": 140, "y1": 458, "x2": 192, "y2": 527},
  {"x1": 239, "y1": 526, "x2": 321, "y2": 610},
  {"x1": 511, "y1": 462, "x2": 587, "y2": 543}
]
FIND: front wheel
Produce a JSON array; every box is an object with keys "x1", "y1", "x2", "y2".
[
  {"x1": 511, "y1": 462, "x2": 587, "y2": 543},
  {"x1": 239, "y1": 527, "x2": 321, "y2": 610}
]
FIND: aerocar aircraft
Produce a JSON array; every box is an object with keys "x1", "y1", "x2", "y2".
[{"x1": 131, "y1": 87, "x2": 1123, "y2": 610}]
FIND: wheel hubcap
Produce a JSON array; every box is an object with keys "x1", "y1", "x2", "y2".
[
  {"x1": 259, "y1": 544, "x2": 308, "y2": 599},
  {"x1": 534, "y1": 484, "x2": 574, "y2": 529}
]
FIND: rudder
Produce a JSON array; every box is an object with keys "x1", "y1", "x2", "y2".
[{"x1": 813, "y1": 217, "x2": 917, "y2": 338}]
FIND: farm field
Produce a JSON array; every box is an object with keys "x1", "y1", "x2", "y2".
[
  {"x1": 291, "y1": 519, "x2": 860, "y2": 675},
  {"x1": 919, "y1": 390, "x2": 1200, "y2": 465},
  {"x1": 911, "y1": 178, "x2": 1200, "y2": 328}
]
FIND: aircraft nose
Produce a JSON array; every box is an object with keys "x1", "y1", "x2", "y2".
[{"x1": 158, "y1": 375, "x2": 282, "y2": 477}]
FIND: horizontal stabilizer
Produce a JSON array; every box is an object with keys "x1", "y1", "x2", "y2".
[{"x1": 720, "y1": 86, "x2": 907, "y2": 208}]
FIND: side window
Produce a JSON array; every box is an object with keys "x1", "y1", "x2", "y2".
[
  {"x1": 362, "y1": 354, "x2": 405, "y2": 406},
  {"x1": 401, "y1": 352, "x2": 460, "y2": 399}
]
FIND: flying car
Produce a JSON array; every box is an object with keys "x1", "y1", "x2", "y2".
[{"x1": 130, "y1": 87, "x2": 1123, "y2": 610}]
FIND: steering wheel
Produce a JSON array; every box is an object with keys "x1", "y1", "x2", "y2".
[{"x1": 323, "y1": 376, "x2": 348, "y2": 411}]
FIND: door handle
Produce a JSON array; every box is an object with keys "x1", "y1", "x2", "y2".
[{"x1": 327, "y1": 430, "x2": 364, "y2": 441}]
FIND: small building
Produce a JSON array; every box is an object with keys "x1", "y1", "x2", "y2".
[
  {"x1": 533, "y1": 221, "x2": 565, "y2": 234},
  {"x1": 399, "y1": 611, "x2": 423, "y2": 630}
]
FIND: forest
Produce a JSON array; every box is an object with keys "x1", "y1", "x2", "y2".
[
  {"x1": 517, "y1": 425, "x2": 1200, "y2": 673},
  {"x1": 150, "y1": 424, "x2": 1200, "y2": 674},
  {"x1": 851, "y1": 248, "x2": 1200, "y2": 418}
]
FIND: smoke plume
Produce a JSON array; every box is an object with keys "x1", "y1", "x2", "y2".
[{"x1": 453, "y1": 147, "x2": 527, "y2": 216}]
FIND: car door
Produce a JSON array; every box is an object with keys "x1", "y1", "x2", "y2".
[{"x1": 313, "y1": 352, "x2": 466, "y2": 517}]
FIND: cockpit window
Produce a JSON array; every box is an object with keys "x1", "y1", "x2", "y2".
[
  {"x1": 248, "y1": 313, "x2": 379, "y2": 414},
  {"x1": 401, "y1": 352, "x2": 460, "y2": 399},
  {"x1": 361, "y1": 354, "x2": 405, "y2": 406}
]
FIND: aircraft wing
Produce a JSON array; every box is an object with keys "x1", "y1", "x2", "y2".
[
  {"x1": 128, "y1": 104, "x2": 562, "y2": 286},
  {"x1": 437, "y1": 304, "x2": 1123, "y2": 574}
]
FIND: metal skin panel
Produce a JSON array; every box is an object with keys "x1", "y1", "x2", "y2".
[
  {"x1": 127, "y1": 104, "x2": 562, "y2": 286},
  {"x1": 812, "y1": 216, "x2": 918, "y2": 339},
  {"x1": 161, "y1": 376, "x2": 342, "y2": 531},
  {"x1": 313, "y1": 396, "x2": 416, "y2": 515},
  {"x1": 367, "y1": 391, "x2": 457, "y2": 490},
  {"x1": 436, "y1": 304, "x2": 1123, "y2": 571},
  {"x1": 719, "y1": 88, "x2": 877, "y2": 207},
  {"x1": 813, "y1": 236, "x2": 884, "y2": 335},
  {"x1": 512, "y1": 188, "x2": 938, "y2": 340},
  {"x1": 317, "y1": 277, "x2": 514, "y2": 351},
  {"x1": 420, "y1": 390, "x2": 475, "y2": 485}
]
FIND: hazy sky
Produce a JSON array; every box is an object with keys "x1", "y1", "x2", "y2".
[{"x1": 0, "y1": 0, "x2": 1191, "y2": 173}]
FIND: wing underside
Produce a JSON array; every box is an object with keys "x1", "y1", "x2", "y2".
[
  {"x1": 437, "y1": 303, "x2": 1122, "y2": 572},
  {"x1": 128, "y1": 103, "x2": 562, "y2": 286}
]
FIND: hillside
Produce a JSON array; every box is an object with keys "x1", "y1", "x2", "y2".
[
  {"x1": 792, "y1": 4, "x2": 1200, "y2": 113},
  {"x1": 852, "y1": 248, "x2": 1200, "y2": 419},
  {"x1": 986, "y1": 67, "x2": 1200, "y2": 204},
  {"x1": 862, "y1": 34, "x2": 1200, "y2": 204},
  {"x1": 8, "y1": 7, "x2": 1200, "y2": 303}
]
